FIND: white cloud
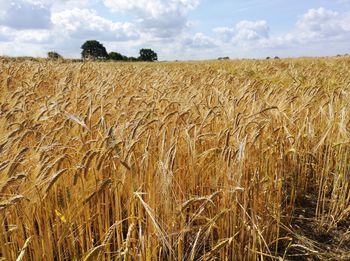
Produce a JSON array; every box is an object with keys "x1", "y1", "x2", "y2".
[
  {"x1": 0, "y1": 26, "x2": 12, "y2": 42},
  {"x1": 274, "y1": 7, "x2": 350, "y2": 45},
  {"x1": 51, "y1": 8, "x2": 140, "y2": 41},
  {"x1": 213, "y1": 7, "x2": 350, "y2": 57},
  {"x1": 14, "y1": 30, "x2": 52, "y2": 43},
  {"x1": 25, "y1": 0, "x2": 98, "y2": 11},
  {"x1": 0, "y1": 0, "x2": 210, "y2": 59},
  {"x1": 103, "y1": 0, "x2": 199, "y2": 38},
  {"x1": 213, "y1": 27, "x2": 235, "y2": 42},
  {"x1": 0, "y1": 35, "x2": 8, "y2": 43},
  {"x1": 0, "y1": 0, "x2": 52, "y2": 29},
  {"x1": 0, "y1": 41, "x2": 50, "y2": 57},
  {"x1": 182, "y1": 33, "x2": 217, "y2": 49},
  {"x1": 0, "y1": 5, "x2": 141, "y2": 57},
  {"x1": 235, "y1": 20, "x2": 269, "y2": 41},
  {"x1": 0, "y1": 25, "x2": 51, "y2": 44},
  {"x1": 296, "y1": 8, "x2": 341, "y2": 37},
  {"x1": 214, "y1": 20, "x2": 269, "y2": 43},
  {"x1": 1, "y1": 2, "x2": 350, "y2": 60}
]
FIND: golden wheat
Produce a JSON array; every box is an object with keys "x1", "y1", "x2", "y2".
[{"x1": 0, "y1": 57, "x2": 350, "y2": 260}]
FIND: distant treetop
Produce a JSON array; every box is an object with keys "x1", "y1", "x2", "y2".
[
  {"x1": 139, "y1": 49, "x2": 158, "y2": 62},
  {"x1": 108, "y1": 52, "x2": 125, "y2": 61},
  {"x1": 80, "y1": 40, "x2": 158, "y2": 62},
  {"x1": 81, "y1": 40, "x2": 108, "y2": 60},
  {"x1": 47, "y1": 51, "x2": 62, "y2": 59}
]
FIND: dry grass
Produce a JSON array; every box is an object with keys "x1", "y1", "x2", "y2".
[{"x1": 0, "y1": 57, "x2": 350, "y2": 260}]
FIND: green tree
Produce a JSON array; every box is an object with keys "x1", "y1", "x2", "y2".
[
  {"x1": 128, "y1": 57, "x2": 139, "y2": 62},
  {"x1": 47, "y1": 51, "x2": 62, "y2": 59},
  {"x1": 109, "y1": 52, "x2": 125, "y2": 61},
  {"x1": 81, "y1": 40, "x2": 108, "y2": 60},
  {"x1": 139, "y1": 48, "x2": 157, "y2": 62}
]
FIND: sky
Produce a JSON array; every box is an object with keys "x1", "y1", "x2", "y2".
[{"x1": 0, "y1": 0, "x2": 350, "y2": 60}]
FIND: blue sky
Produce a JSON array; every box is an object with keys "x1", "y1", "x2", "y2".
[{"x1": 0, "y1": 0, "x2": 350, "y2": 60}]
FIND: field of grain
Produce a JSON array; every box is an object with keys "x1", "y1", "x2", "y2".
[{"x1": 0, "y1": 58, "x2": 349, "y2": 260}]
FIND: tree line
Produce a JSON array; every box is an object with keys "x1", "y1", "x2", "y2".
[{"x1": 48, "y1": 40, "x2": 158, "y2": 62}]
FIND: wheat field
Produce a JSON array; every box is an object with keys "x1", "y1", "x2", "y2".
[{"x1": 0, "y1": 57, "x2": 349, "y2": 260}]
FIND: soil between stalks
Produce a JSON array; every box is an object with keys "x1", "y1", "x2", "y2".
[{"x1": 280, "y1": 193, "x2": 350, "y2": 261}]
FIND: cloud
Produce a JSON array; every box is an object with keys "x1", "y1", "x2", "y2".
[
  {"x1": 0, "y1": 5, "x2": 141, "y2": 57},
  {"x1": 24, "y1": 0, "x2": 98, "y2": 10},
  {"x1": 14, "y1": 30, "x2": 52, "y2": 43},
  {"x1": 0, "y1": 26, "x2": 12, "y2": 42},
  {"x1": 234, "y1": 20, "x2": 269, "y2": 41},
  {"x1": 182, "y1": 33, "x2": 217, "y2": 49},
  {"x1": 214, "y1": 7, "x2": 350, "y2": 56},
  {"x1": 296, "y1": 8, "x2": 342, "y2": 37},
  {"x1": 51, "y1": 8, "x2": 140, "y2": 41},
  {"x1": 0, "y1": 25, "x2": 51, "y2": 44},
  {"x1": 1, "y1": 3, "x2": 350, "y2": 60},
  {"x1": 0, "y1": 41, "x2": 49, "y2": 57},
  {"x1": 273, "y1": 7, "x2": 350, "y2": 45},
  {"x1": 214, "y1": 20, "x2": 269, "y2": 43},
  {"x1": 213, "y1": 27, "x2": 235, "y2": 42},
  {"x1": 103, "y1": 0, "x2": 200, "y2": 38},
  {"x1": 0, "y1": 1, "x2": 52, "y2": 29}
]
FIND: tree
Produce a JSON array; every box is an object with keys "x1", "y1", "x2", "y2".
[
  {"x1": 81, "y1": 40, "x2": 108, "y2": 60},
  {"x1": 128, "y1": 57, "x2": 139, "y2": 62},
  {"x1": 138, "y1": 49, "x2": 157, "y2": 62},
  {"x1": 108, "y1": 52, "x2": 125, "y2": 61},
  {"x1": 47, "y1": 51, "x2": 62, "y2": 59}
]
